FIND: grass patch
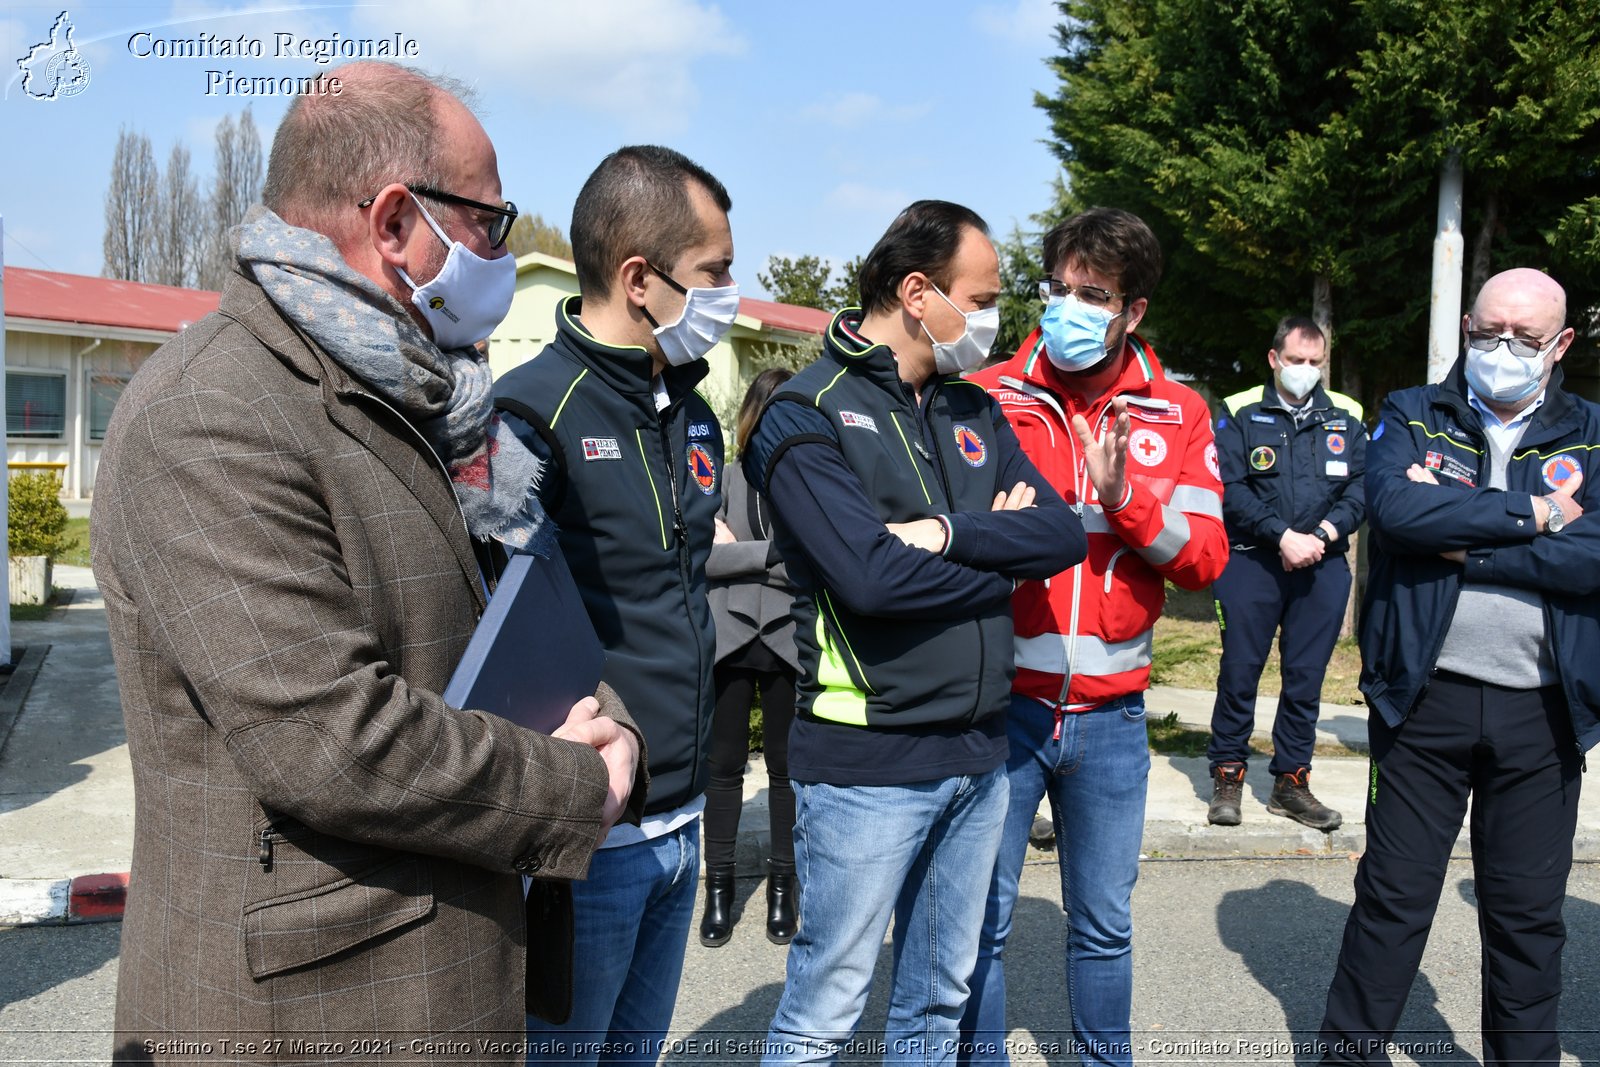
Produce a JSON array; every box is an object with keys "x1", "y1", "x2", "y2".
[
  {"x1": 1152, "y1": 583, "x2": 1364, "y2": 706},
  {"x1": 10, "y1": 586, "x2": 67, "y2": 621},
  {"x1": 58, "y1": 517, "x2": 91, "y2": 568}
]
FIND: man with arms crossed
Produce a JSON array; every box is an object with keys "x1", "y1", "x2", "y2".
[
  {"x1": 1320, "y1": 268, "x2": 1599, "y2": 1066},
  {"x1": 747, "y1": 200, "x2": 1083, "y2": 1065},
  {"x1": 96, "y1": 62, "x2": 640, "y2": 1065}
]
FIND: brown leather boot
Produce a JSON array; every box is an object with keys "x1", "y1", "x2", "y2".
[{"x1": 1268, "y1": 767, "x2": 1342, "y2": 831}]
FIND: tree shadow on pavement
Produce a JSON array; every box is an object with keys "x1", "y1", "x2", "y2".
[{"x1": 1218, "y1": 877, "x2": 1474, "y2": 1065}]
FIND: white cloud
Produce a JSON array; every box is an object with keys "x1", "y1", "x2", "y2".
[
  {"x1": 973, "y1": 0, "x2": 1059, "y2": 47},
  {"x1": 349, "y1": 0, "x2": 745, "y2": 131},
  {"x1": 800, "y1": 91, "x2": 930, "y2": 129},
  {"x1": 823, "y1": 182, "x2": 911, "y2": 219}
]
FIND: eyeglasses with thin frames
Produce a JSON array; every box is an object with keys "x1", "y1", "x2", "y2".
[
  {"x1": 357, "y1": 184, "x2": 518, "y2": 250},
  {"x1": 1037, "y1": 278, "x2": 1123, "y2": 310}
]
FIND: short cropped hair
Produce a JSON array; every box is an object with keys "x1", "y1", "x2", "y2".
[
  {"x1": 262, "y1": 62, "x2": 468, "y2": 238},
  {"x1": 1272, "y1": 315, "x2": 1327, "y2": 353},
  {"x1": 856, "y1": 200, "x2": 990, "y2": 316},
  {"x1": 570, "y1": 145, "x2": 732, "y2": 298},
  {"x1": 1042, "y1": 207, "x2": 1164, "y2": 305}
]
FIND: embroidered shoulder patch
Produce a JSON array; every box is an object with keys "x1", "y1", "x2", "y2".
[
  {"x1": 687, "y1": 443, "x2": 718, "y2": 494},
  {"x1": 1543, "y1": 454, "x2": 1583, "y2": 491},
  {"x1": 688, "y1": 421, "x2": 714, "y2": 440},
  {"x1": 839, "y1": 410, "x2": 879, "y2": 433},
  {"x1": 953, "y1": 424, "x2": 988, "y2": 467}
]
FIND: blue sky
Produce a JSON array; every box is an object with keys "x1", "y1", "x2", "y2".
[{"x1": 1, "y1": 0, "x2": 1067, "y2": 299}]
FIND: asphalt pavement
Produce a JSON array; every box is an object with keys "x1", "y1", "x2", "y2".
[
  {"x1": 6, "y1": 859, "x2": 1600, "y2": 1065},
  {"x1": 6, "y1": 565, "x2": 1600, "y2": 1063}
]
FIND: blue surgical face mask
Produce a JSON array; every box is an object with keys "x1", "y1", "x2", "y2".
[{"x1": 1041, "y1": 294, "x2": 1124, "y2": 373}]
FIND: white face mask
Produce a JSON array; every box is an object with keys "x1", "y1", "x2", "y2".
[
  {"x1": 1465, "y1": 341, "x2": 1549, "y2": 404},
  {"x1": 924, "y1": 284, "x2": 1000, "y2": 374},
  {"x1": 648, "y1": 265, "x2": 740, "y2": 366},
  {"x1": 395, "y1": 192, "x2": 517, "y2": 351},
  {"x1": 1276, "y1": 362, "x2": 1323, "y2": 402}
]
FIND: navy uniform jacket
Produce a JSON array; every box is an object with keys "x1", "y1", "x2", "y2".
[
  {"x1": 1214, "y1": 379, "x2": 1367, "y2": 553},
  {"x1": 1359, "y1": 359, "x2": 1600, "y2": 751},
  {"x1": 744, "y1": 309, "x2": 1083, "y2": 733},
  {"x1": 494, "y1": 296, "x2": 722, "y2": 816}
]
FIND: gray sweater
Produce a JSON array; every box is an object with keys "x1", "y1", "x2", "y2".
[{"x1": 708, "y1": 463, "x2": 800, "y2": 671}]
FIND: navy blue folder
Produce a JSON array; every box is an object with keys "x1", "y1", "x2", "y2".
[{"x1": 443, "y1": 549, "x2": 604, "y2": 733}]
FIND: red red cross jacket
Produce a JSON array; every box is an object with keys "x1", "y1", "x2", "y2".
[{"x1": 968, "y1": 329, "x2": 1229, "y2": 710}]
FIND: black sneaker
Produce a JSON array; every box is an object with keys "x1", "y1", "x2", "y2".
[
  {"x1": 1268, "y1": 767, "x2": 1342, "y2": 832},
  {"x1": 1208, "y1": 763, "x2": 1245, "y2": 826}
]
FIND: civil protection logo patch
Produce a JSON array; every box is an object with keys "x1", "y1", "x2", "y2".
[
  {"x1": 1542, "y1": 454, "x2": 1582, "y2": 491},
  {"x1": 953, "y1": 424, "x2": 988, "y2": 467},
  {"x1": 687, "y1": 443, "x2": 718, "y2": 494},
  {"x1": 1249, "y1": 445, "x2": 1276, "y2": 471},
  {"x1": 1326, "y1": 433, "x2": 1346, "y2": 455}
]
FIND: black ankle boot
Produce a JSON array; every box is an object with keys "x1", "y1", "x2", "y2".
[
  {"x1": 699, "y1": 864, "x2": 736, "y2": 948},
  {"x1": 766, "y1": 860, "x2": 798, "y2": 945}
]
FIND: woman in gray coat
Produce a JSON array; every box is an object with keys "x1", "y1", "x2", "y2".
[{"x1": 702, "y1": 369, "x2": 800, "y2": 947}]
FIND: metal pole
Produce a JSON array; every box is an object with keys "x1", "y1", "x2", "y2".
[{"x1": 1426, "y1": 149, "x2": 1465, "y2": 384}]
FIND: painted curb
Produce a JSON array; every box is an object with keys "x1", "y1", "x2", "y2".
[{"x1": 0, "y1": 872, "x2": 128, "y2": 926}]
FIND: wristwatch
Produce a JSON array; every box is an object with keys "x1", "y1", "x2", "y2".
[
  {"x1": 1312, "y1": 526, "x2": 1332, "y2": 544},
  {"x1": 1545, "y1": 496, "x2": 1567, "y2": 534}
]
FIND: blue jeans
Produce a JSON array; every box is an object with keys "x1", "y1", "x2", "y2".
[
  {"x1": 526, "y1": 822, "x2": 699, "y2": 1066},
  {"x1": 960, "y1": 695, "x2": 1149, "y2": 1067},
  {"x1": 763, "y1": 766, "x2": 1009, "y2": 1067}
]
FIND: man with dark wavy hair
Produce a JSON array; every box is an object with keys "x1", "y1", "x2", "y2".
[{"x1": 745, "y1": 200, "x2": 1082, "y2": 1065}]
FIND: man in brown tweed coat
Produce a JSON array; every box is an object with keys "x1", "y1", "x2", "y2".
[{"x1": 93, "y1": 62, "x2": 643, "y2": 1065}]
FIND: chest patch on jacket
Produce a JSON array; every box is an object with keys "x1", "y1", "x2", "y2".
[
  {"x1": 1426, "y1": 450, "x2": 1477, "y2": 487},
  {"x1": 1543, "y1": 454, "x2": 1583, "y2": 491},
  {"x1": 840, "y1": 410, "x2": 879, "y2": 433},
  {"x1": 687, "y1": 443, "x2": 718, "y2": 494},
  {"x1": 1250, "y1": 445, "x2": 1277, "y2": 471},
  {"x1": 1127, "y1": 401, "x2": 1183, "y2": 425},
  {"x1": 953, "y1": 424, "x2": 988, "y2": 467},
  {"x1": 1326, "y1": 433, "x2": 1346, "y2": 455},
  {"x1": 582, "y1": 436, "x2": 622, "y2": 461},
  {"x1": 1129, "y1": 428, "x2": 1168, "y2": 467},
  {"x1": 1251, "y1": 414, "x2": 1277, "y2": 425}
]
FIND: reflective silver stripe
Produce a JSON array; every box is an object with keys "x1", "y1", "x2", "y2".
[
  {"x1": 1014, "y1": 630, "x2": 1154, "y2": 677},
  {"x1": 1079, "y1": 504, "x2": 1111, "y2": 535},
  {"x1": 1139, "y1": 507, "x2": 1192, "y2": 565},
  {"x1": 1168, "y1": 484, "x2": 1223, "y2": 519}
]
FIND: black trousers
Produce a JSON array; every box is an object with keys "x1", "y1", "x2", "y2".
[
  {"x1": 1320, "y1": 671, "x2": 1582, "y2": 1066},
  {"x1": 703, "y1": 657, "x2": 796, "y2": 869}
]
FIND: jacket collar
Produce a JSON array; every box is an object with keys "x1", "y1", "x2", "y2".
[
  {"x1": 1434, "y1": 354, "x2": 1576, "y2": 443},
  {"x1": 820, "y1": 308, "x2": 926, "y2": 398},
  {"x1": 215, "y1": 270, "x2": 488, "y2": 610},
  {"x1": 1003, "y1": 326, "x2": 1164, "y2": 407},
  {"x1": 552, "y1": 294, "x2": 709, "y2": 410}
]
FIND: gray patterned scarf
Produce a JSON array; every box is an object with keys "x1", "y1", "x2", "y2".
[{"x1": 236, "y1": 206, "x2": 552, "y2": 555}]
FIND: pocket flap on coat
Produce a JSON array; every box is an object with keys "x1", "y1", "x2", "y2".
[{"x1": 244, "y1": 855, "x2": 435, "y2": 980}]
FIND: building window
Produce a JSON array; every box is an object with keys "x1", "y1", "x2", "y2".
[
  {"x1": 6, "y1": 371, "x2": 67, "y2": 439},
  {"x1": 87, "y1": 372, "x2": 130, "y2": 442}
]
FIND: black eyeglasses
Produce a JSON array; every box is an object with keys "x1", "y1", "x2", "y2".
[
  {"x1": 1466, "y1": 325, "x2": 1562, "y2": 361},
  {"x1": 357, "y1": 184, "x2": 518, "y2": 250},
  {"x1": 1037, "y1": 278, "x2": 1123, "y2": 310}
]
